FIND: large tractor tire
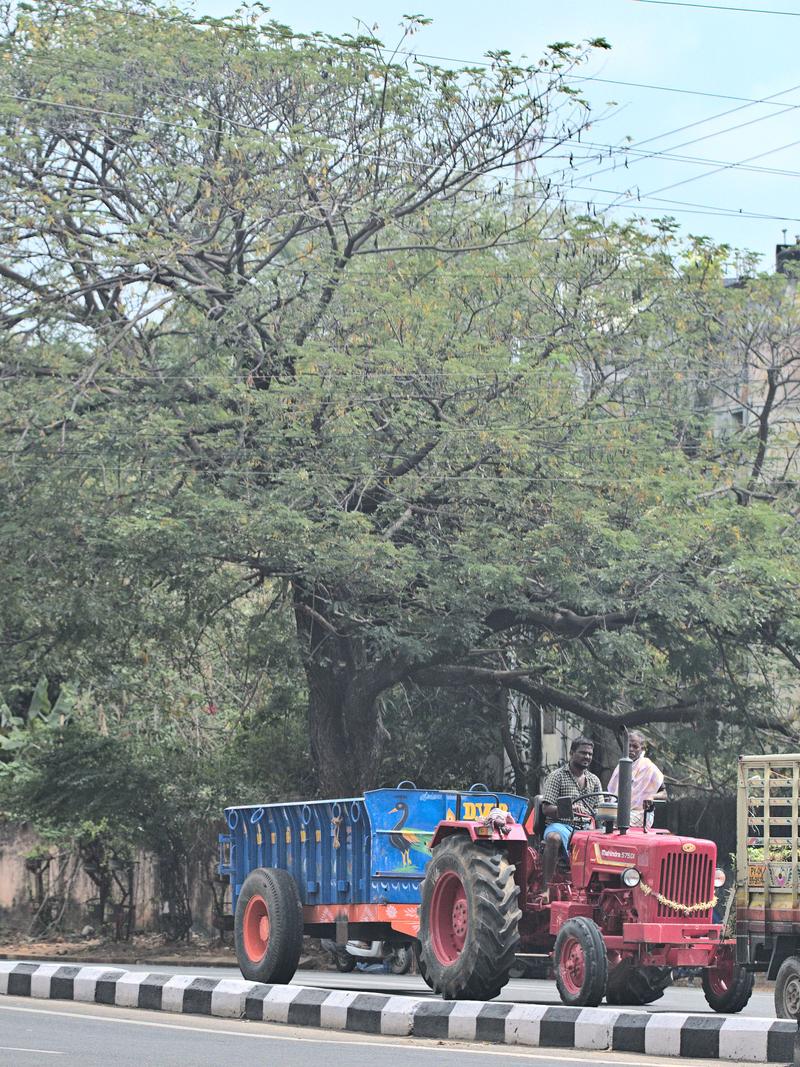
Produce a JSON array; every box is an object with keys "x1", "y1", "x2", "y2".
[
  {"x1": 418, "y1": 834, "x2": 521, "y2": 1000},
  {"x1": 553, "y1": 917, "x2": 608, "y2": 1007},
  {"x1": 606, "y1": 964, "x2": 672, "y2": 1006},
  {"x1": 414, "y1": 938, "x2": 435, "y2": 990},
  {"x1": 774, "y1": 956, "x2": 800, "y2": 1019},
  {"x1": 702, "y1": 954, "x2": 754, "y2": 1013},
  {"x1": 234, "y1": 867, "x2": 303, "y2": 984}
]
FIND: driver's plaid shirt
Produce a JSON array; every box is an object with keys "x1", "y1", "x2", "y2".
[{"x1": 541, "y1": 765, "x2": 602, "y2": 829}]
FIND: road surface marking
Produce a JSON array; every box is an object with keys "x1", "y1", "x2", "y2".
[
  {"x1": 0, "y1": 1046, "x2": 62, "y2": 1055},
  {"x1": 0, "y1": 1002, "x2": 734, "y2": 1066}
]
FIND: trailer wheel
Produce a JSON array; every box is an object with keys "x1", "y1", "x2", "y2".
[
  {"x1": 554, "y1": 917, "x2": 608, "y2": 1007},
  {"x1": 388, "y1": 944, "x2": 413, "y2": 975},
  {"x1": 333, "y1": 951, "x2": 358, "y2": 973},
  {"x1": 774, "y1": 956, "x2": 800, "y2": 1018},
  {"x1": 234, "y1": 867, "x2": 303, "y2": 984},
  {"x1": 419, "y1": 834, "x2": 520, "y2": 1000},
  {"x1": 702, "y1": 955, "x2": 754, "y2": 1013}
]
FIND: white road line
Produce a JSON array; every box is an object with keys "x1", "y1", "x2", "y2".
[
  {"x1": 0, "y1": 1003, "x2": 736, "y2": 1067},
  {"x1": 0, "y1": 1046, "x2": 63, "y2": 1055}
]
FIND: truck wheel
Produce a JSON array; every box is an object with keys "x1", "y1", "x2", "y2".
[
  {"x1": 774, "y1": 956, "x2": 800, "y2": 1019},
  {"x1": 419, "y1": 834, "x2": 520, "y2": 1000},
  {"x1": 606, "y1": 965, "x2": 671, "y2": 1005},
  {"x1": 234, "y1": 867, "x2": 303, "y2": 984},
  {"x1": 554, "y1": 917, "x2": 608, "y2": 1007},
  {"x1": 702, "y1": 956, "x2": 754, "y2": 1013}
]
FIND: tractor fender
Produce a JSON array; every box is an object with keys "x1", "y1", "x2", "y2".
[
  {"x1": 549, "y1": 900, "x2": 595, "y2": 936},
  {"x1": 430, "y1": 819, "x2": 528, "y2": 859}
]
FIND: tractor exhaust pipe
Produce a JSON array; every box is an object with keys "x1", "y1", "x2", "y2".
[{"x1": 617, "y1": 727, "x2": 633, "y2": 836}]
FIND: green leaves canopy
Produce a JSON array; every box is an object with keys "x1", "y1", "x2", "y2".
[{"x1": 1, "y1": 1, "x2": 799, "y2": 795}]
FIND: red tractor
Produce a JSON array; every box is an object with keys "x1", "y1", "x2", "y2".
[{"x1": 416, "y1": 760, "x2": 753, "y2": 1011}]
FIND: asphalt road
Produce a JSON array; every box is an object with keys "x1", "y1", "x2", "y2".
[
  {"x1": 0, "y1": 995, "x2": 760, "y2": 1067},
  {"x1": 45, "y1": 963, "x2": 775, "y2": 1018}
]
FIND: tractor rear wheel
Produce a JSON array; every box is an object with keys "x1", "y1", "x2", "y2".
[
  {"x1": 553, "y1": 917, "x2": 608, "y2": 1007},
  {"x1": 774, "y1": 956, "x2": 800, "y2": 1018},
  {"x1": 419, "y1": 834, "x2": 520, "y2": 1000},
  {"x1": 234, "y1": 867, "x2": 303, "y2": 984},
  {"x1": 702, "y1": 954, "x2": 754, "y2": 1013},
  {"x1": 414, "y1": 939, "x2": 435, "y2": 990},
  {"x1": 606, "y1": 965, "x2": 672, "y2": 1005}
]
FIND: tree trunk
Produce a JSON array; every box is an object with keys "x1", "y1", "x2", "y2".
[
  {"x1": 294, "y1": 582, "x2": 393, "y2": 795},
  {"x1": 305, "y1": 663, "x2": 385, "y2": 795}
]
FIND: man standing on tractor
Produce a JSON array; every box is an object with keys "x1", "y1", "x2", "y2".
[
  {"x1": 540, "y1": 737, "x2": 601, "y2": 899},
  {"x1": 607, "y1": 730, "x2": 666, "y2": 827}
]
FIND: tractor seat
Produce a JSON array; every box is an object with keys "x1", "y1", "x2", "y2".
[{"x1": 524, "y1": 795, "x2": 545, "y2": 842}]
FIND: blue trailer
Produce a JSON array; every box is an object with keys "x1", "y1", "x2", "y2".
[{"x1": 219, "y1": 783, "x2": 528, "y2": 984}]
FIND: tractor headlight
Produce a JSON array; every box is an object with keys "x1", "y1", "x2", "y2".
[
  {"x1": 621, "y1": 867, "x2": 641, "y2": 888},
  {"x1": 714, "y1": 868, "x2": 726, "y2": 888}
]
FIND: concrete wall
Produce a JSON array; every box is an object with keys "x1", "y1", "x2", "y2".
[{"x1": 0, "y1": 820, "x2": 220, "y2": 938}]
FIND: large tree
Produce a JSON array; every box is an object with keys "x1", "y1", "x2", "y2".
[{"x1": 2, "y1": 1, "x2": 800, "y2": 795}]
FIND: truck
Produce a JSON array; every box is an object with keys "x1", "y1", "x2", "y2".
[
  {"x1": 736, "y1": 752, "x2": 800, "y2": 1018},
  {"x1": 220, "y1": 759, "x2": 753, "y2": 1011}
]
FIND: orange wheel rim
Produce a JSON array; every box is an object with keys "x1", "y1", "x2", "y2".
[{"x1": 242, "y1": 893, "x2": 270, "y2": 962}]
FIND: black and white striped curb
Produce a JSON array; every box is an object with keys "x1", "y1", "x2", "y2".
[{"x1": 0, "y1": 961, "x2": 794, "y2": 1062}]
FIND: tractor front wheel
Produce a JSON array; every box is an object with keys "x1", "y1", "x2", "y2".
[
  {"x1": 553, "y1": 917, "x2": 608, "y2": 1007},
  {"x1": 702, "y1": 954, "x2": 754, "y2": 1013},
  {"x1": 234, "y1": 867, "x2": 303, "y2": 984},
  {"x1": 419, "y1": 834, "x2": 521, "y2": 1000}
]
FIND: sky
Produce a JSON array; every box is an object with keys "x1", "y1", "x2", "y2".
[{"x1": 191, "y1": 0, "x2": 800, "y2": 273}]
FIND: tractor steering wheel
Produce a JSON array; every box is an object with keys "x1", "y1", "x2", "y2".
[{"x1": 556, "y1": 791, "x2": 619, "y2": 828}]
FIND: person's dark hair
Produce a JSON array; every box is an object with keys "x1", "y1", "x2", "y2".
[{"x1": 570, "y1": 736, "x2": 594, "y2": 754}]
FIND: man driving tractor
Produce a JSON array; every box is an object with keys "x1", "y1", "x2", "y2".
[{"x1": 540, "y1": 736, "x2": 601, "y2": 898}]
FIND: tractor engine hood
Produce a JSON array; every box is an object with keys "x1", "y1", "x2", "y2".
[{"x1": 571, "y1": 829, "x2": 720, "y2": 923}]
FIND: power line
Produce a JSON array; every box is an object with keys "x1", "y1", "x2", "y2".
[
  {"x1": 552, "y1": 84, "x2": 800, "y2": 196},
  {"x1": 10, "y1": 1, "x2": 800, "y2": 225},
  {"x1": 24, "y1": 0, "x2": 792, "y2": 106},
  {"x1": 14, "y1": 31, "x2": 800, "y2": 113},
  {"x1": 5, "y1": 78, "x2": 800, "y2": 221},
  {"x1": 632, "y1": 0, "x2": 800, "y2": 14},
  {"x1": 0, "y1": 108, "x2": 797, "y2": 231},
  {"x1": 3, "y1": 88, "x2": 800, "y2": 240},
  {"x1": 637, "y1": 133, "x2": 800, "y2": 202}
]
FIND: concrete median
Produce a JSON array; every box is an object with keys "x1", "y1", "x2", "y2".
[{"x1": 0, "y1": 960, "x2": 795, "y2": 1062}]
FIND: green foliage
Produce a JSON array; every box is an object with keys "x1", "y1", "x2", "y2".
[
  {"x1": 0, "y1": 679, "x2": 76, "y2": 765},
  {"x1": 0, "y1": 0, "x2": 799, "y2": 803}
]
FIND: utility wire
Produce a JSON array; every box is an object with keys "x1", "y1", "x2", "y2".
[
  {"x1": 637, "y1": 134, "x2": 800, "y2": 202},
  {"x1": 550, "y1": 84, "x2": 800, "y2": 195},
  {"x1": 4, "y1": 94, "x2": 800, "y2": 229},
  {"x1": 12, "y1": 31, "x2": 800, "y2": 112},
  {"x1": 632, "y1": 0, "x2": 800, "y2": 14}
]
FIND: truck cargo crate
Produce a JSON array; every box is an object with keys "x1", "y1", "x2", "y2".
[{"x1": 737, "y1": 754, "x2": 800, "y2": 939}]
